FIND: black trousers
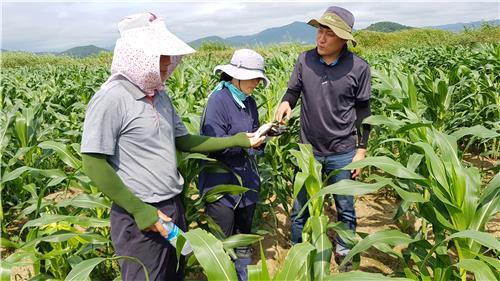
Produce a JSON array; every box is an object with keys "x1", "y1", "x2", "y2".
[
  {"x1": 206, "y1": 201, "x2": 256, "y2": 237},
  {"x1": 110, "y1": 196, "x2": 186, "y2": 281}
]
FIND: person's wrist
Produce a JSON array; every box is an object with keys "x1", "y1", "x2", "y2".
[
  {"x1": 355, "y1": 148, "x2": 367, "y2": 157},
  {"x1": 133, "y1": 204, "x2": 158, "y2": 230},
  {"x1": 235, "y1": 132, "x2": 251, "y2": 148}
]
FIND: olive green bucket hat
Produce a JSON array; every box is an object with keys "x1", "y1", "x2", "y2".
[{"x1": 308, "y1": 6, "x2": 357, "y2": 46}]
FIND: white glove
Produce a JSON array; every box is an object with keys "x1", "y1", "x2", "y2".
[{"x1": 254, "y1": 123, "x2": 273, "y2": 138}]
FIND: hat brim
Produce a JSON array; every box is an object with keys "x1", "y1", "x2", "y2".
[
  {"x1": 214, "y1": 65, "x2": 270, "y2": 88},
  {"x1": 120, "y1": 21, "x2": 196, "y2": 56},
  {"x1": 308, "y1": 19, "x2": 357, "y2": 47}
]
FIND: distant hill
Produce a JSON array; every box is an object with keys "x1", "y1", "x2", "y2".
[
  {"x1": 189, "y1": 21, "x2": 316, "y2": 48},
  {"x1": 365, "y1": 22, "x2": 413, "y2": 32},
  {"x1": 59, "y1": 45, "x2": 108, "y2": 57},
  {"x1": 188, "y1": 19, "x2": 498, "y2": 49},
  {"x1": 189, "y1": 36, "x2": 227, "y2": 49},
  {"x1": 3, "y1": 19, "x2": 498, "y2": 56},
  {"x1": 426, "y1": 19, "x2": 500, "y2": 32},
  {"x1": 226, "y1": 21, "x2": 316, "y2": 45},
  {"x1": 0, "y1": 45, "x2": 112, "y2": 57}
]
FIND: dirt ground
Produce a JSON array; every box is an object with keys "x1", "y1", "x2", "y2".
[
  {"x1": 255, "y1": 189, "x2": 500, "y2": 277},
  {"x1": 255, "y1": 191, "x2": 402, "y2": 276}
]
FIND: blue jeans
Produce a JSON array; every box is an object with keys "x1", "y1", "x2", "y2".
[{"x1": 290, "y1": 150, "x2": 356, "y2": 255}]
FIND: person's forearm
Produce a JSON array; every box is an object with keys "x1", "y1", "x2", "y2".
[
  {"x1": 175, "y1": 133, "x2": 250, "y2": 153},
  {"x1": 355, "y1": 148, "x2": 367, "y2": 157},
  {"x1": 281, "y1": 89, "x2": 300, "y2": 108},
  {"x1": 356, "y1": 124, "x2": 371, "y2": 149},
  {"x1": 82, "y1": 153, "x2": 157, "y2": 230},
  {"x1": 355, "y1": 100, "x2": 372, "y2": 149}
]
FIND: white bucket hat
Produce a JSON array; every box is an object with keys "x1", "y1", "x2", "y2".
[
  {"x1": 214, "y1": 49, "x2": 270, "y2": 87},
  {"x1": 117, "y1": 12, "x2": 195, "y2": 56}
]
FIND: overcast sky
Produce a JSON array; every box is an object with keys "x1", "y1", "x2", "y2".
[{"x1": 1, "y1": 0, "x2": 499, "y2": 52}]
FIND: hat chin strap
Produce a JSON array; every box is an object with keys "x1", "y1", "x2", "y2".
[
  {"x1": 231, "y1": 78, "x2": 243, "y2": 93},
  {"x1": 230, "y1": 63, "x2": 265, "y2": 73}
]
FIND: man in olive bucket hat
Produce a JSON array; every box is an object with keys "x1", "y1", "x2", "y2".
[{"x1": 276, "y1": 6, "x2": 372, "y2": 272}]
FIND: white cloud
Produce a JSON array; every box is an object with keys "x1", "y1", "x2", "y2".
[{"x1": 1, "y1": 1, "x2": 499, "y2": 52}]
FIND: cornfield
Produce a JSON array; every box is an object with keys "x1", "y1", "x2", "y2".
[{"x1": 1, "y1": 28, "x2": 499, "y2": 281}]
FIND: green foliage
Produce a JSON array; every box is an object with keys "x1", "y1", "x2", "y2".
[
  {"x1": 352, "y1": 25, "x2": 500, "y2": 53},
  {"x1": 1, "y1": 29, "x2": 498, "y2": 280},
  {"x1": 1, "y1": 51, "x2": 113, "y2": 68},
  {"x1": 198, "y1": 41, "x2": 233, "y2": 52}
]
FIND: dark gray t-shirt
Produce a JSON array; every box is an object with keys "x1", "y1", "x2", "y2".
[
  {"x1": 81, "y1": 77, "x2": 189, "y2": 203},
  {"x1": 283, "y1": 48, "x2": 371, "y2": 156}
]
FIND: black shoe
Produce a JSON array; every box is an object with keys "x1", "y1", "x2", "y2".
[{"x1": 334, "y1": 253, "x2": 353, "y2": 272}]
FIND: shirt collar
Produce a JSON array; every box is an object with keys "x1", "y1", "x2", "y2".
[
  {"x1": 320, "y1": 56, "x2": 339, "y2": 67},
  {"x1": 317, "y1": 44, "x2": 348, "y2": 67},
  {"x1": 111, "y1": 75, "x2": 148, "y2": 100}
]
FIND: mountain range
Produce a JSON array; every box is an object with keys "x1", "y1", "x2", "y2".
[
  {"x1": 190, "y1": 19, "x2": 499, "y2": 48},
  {"x1": 426, "y1": 19, "x2": 500, "y2": 32},
  {"x1": 189, "y1": 21, "x2": 317, "y2": 48},
  {"x1": 17, "y1": 45, "x2": 109, "y2": 58},
  {"x1": 3, "y1": 19, "x2": 498, "y2": 57}
]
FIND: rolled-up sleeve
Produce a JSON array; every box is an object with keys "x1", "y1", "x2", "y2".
[{"x1": 355, "y1": 66, "x2": 371, "y2": 102}]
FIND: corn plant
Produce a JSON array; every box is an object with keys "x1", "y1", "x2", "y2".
[
  {"x1": 2, "y1": 39, "x2": 499, "y2": 280},
  {"x1": 340, "y1": 124, "x2": 499, "y2": 280}
]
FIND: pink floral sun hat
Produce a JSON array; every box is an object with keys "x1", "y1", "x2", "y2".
[{"x1": 105, "y1": 12, "x2": 195, "y2": 96}]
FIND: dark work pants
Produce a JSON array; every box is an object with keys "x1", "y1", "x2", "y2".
[
  {"x1": 290, "y1": 149, "x2": 357, "y2": 256},
  {"x1": 206, "y1": 201, "x2": 256, "y2": 237},
  {"x1": 110, "y1": 195, "x2": 186, "y2": 281},
  {"x1": 206, "y1": 200, "x2": 256, "y2": 281}
]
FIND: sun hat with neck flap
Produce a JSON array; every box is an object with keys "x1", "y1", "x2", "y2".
[{"x1": 107, "y1": 12, "x2": 196, "y2": 96}]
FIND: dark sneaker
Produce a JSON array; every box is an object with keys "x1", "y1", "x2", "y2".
[
  {"x1": 235, "y1": 246, "x2": 253, "y2": 259},
  {"x1": 235, "y1": 247, "x2": 253, "y2": 281},
  {"x1": 334, "y1": 253, "x2": 353, "y2": 272}
]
